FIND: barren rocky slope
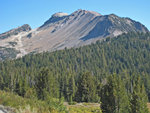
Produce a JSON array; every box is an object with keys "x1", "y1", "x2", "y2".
[{"x1": 0, "y1": 9, "x2": 149, "y2": 60}]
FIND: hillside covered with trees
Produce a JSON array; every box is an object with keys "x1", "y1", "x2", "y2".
[{"x1": 0, "y1": 32, "x2": 150, "y2": 112}]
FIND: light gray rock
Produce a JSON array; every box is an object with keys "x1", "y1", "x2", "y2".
[{"x1": 0, "y1": 105, "x2": 15, "y2": 113}]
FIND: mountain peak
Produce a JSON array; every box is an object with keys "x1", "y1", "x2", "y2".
[
  {"x1": 52, "y1": 12, "x2": 68, "y2": 18},
  {"x1": 40, "y1": 9, "x2": 102, "y2": 29},
  {"x1": 72, "y1": 9, "x2": 101, "y2": 16},
  {"x1": 40, "y1": 12, "x2": 69, "y2": 28},
  {"x1": 0, "y1": 24, "x2": 31, "y2": 39},
  {"x1": 18, "y1": 24, "x2": 31, "y2": 31}
]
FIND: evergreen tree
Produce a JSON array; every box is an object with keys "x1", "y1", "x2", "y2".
[
  {"x1": 35, "y1": 68, "x2": 50, "y2": 100},
  {"x1": 113, "y1": 75, "x2": 130, "y2": 113},
  {"x1": 101, "y1": 74, "x2": 130, "y2": 113},
  {"x1": 130, "y1": 76, "x2": 149, "y2": 113},
  {"x1": 76, "y1": 72, "x2": 96, "y2": 102},
  {"x1": 0, "y1": 75, "x2": 4, "y2": 90},
  {"x1": 63, "y1": 75, "x2": 69, "y2": 101},
  {"x1": 68, "y1": 74, "x2": 76, "y2": 103}
]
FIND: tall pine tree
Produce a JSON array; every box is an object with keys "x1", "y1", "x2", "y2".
[
  {"x1": 76, "y1": 72, "x2": 96, "y2": 102},
  {"x1": 101, "y1": 74, "x2": 130, "y2": 113},
  {"x1": 130, "y1": 76, "x2": 149, "y2": 113}
]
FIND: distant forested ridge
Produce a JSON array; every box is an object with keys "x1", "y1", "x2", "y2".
[{"x1": 0, "y1": 32, "x2": 150, "y2": 112}]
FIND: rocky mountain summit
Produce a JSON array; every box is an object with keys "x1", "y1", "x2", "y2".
[
  {"x1": 0, "y1": 9, "x2": 149, "y2": 60},
  {"x1": 0, "y1": 24, "x2": 31, "y2": 39}
]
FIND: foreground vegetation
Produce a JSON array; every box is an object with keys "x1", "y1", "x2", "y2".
[
  {"x1": 0, "y1": 89, "x2": 149, "y2": 113},
  {"x1": 0, "y1": 90, "x2": 66, "y2": 113},
  {"x1": 0, "y1": 90, "x2": 102, "y2": 113},
  {"x1": 0, "y1": 32, "x2": 150, "y2": 112}
]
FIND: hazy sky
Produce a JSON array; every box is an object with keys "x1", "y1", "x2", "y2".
[{"x1": 0, "y1": 0, "x2": 150, "y2": 33}]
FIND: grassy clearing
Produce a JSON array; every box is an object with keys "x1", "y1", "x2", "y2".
[
  {"x1": 65, "y1": 102, "x2": 102, "y2": 113},
  {"x1": 0, "y1": 90, "x2": 66, "y2": 113}
]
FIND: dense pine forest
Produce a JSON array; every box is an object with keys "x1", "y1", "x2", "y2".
[{"x1": 0, "y1": 32, "x2": 150, "y2": 112}]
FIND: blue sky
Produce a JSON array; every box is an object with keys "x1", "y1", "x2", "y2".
[{"x1": 0, "y1": 0, "x2": 150, "y2": 33}]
